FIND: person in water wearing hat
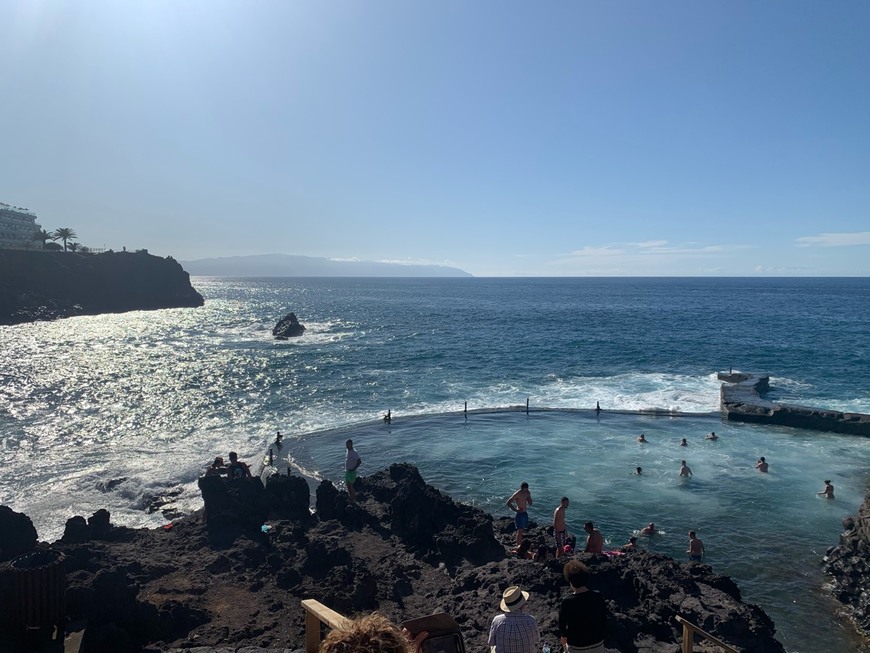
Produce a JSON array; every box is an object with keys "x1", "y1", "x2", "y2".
[{"x1": 487, "y1": 585, "x2": 540, "y2": 653}]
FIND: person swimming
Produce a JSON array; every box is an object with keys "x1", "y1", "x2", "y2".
[
  {"x1": 705, "y1": 431, "x2": 718, "y2": 441},
  {"x1": 818, "y1": 480, "x2": 835, "y2": 499},
  {"x1": 640, "y1": 522, "x2": 656, "y2": 535},
  {"x1": 634, "y1": 466, "x2": 642, "y2": 475},
  {"x1": 637, "y1": 433, "x2": 648, "y2": 443}
]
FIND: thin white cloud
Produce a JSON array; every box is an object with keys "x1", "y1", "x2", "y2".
[
  {"x1": 566, "y1": 241, "x2": 748, "y2": 259},
  {"x1": 568, "y1": 246, "x2": 626, "y2": 257},
  {"x1": 795, "y1": 232, "x2": 870, "y2": 247}
]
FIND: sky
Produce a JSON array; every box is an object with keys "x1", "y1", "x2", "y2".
[{"x1": 1, "y1": 1, "x2": 868, "y2": 276}]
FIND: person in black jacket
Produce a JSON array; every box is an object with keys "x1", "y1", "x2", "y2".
[{"x1": 559, "y1": 560, "x2": 607, "y2": 653}]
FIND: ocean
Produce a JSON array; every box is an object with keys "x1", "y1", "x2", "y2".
[{"x1": 1, "y1": 277, "x2": 869, "y2": 652}]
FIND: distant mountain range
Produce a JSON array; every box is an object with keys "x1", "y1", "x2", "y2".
[{"x1": 179, "y1": 254, "x2": 472, "y2": 277}]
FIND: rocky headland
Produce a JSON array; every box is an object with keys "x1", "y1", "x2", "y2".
[
  {"x1": 1, "y1": 464, "x2": 786, "y2": 653},
  {"x1": 0, "y1": 249, "x2": 204, "y2": 325}
]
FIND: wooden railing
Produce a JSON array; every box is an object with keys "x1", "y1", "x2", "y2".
[
  {"x1": 675, "y1": 615, "x2": 739, "y2": 653},
  {"x1": 301, "y1": 599, "x2": 351, "y2": 653}
]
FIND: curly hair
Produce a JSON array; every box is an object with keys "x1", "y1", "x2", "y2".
[{"x1": 320, "y1": 613, "x2": 411, "y2": 653}]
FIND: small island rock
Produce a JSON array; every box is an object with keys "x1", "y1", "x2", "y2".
[{"x1": 272, "y1": 312, "x2": 306, "y2": 339}]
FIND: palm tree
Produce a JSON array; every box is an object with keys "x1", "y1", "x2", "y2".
[
  {"x1": 33, "y1": 229, "x2": 52, "y2": 249},
  {"x1": 67, "y1": 242, "x2": 80, "y2": 252},
  {"x1": 52, "y1": 227, "x2": 78, "y2": 252}
]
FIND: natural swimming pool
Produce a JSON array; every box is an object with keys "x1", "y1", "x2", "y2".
[{"x1": 281, "y1": 409, "x2": 870, "y2": 653}]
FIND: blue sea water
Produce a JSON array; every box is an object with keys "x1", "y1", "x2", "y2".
[{"x1": 1, "y1": 277, "x2": 869, "y2": 652}]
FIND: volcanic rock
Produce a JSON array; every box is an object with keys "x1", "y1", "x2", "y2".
[
  {"x1": 0, "y1": 506, "x2": 37, "y2": 562},
  {"x1": 0, "y1": 466, "x2": 788, "y2": 652},
  {"x1": 272, "y1": 312, "x2": 306, "y2": 339},
  {"x1": 823, "y1": 492, "x2": 870, "y2": 636}
]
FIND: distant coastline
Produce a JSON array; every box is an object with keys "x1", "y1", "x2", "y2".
[{"x1": 179, "y1": 253, "x2": 472, "y2": 277}]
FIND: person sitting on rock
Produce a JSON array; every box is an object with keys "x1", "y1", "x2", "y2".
[
  {"x1": 319, "y1": 612, "x2": 428, "y2": 653},
  {"x1": 205, "y1": 456, "x2": 226, "y2": 476},
  {"x1": 583, "y1": 522, "x2": 604, "y2": 554},
  {"x1": 623, "y1": 536, "x2": 638, "y2": 551},
  {"x1": 533, "y1": 541, "x2": 552, "y2": 562},
  {"x1": 227, "y1": 451, "x2": 252, "y2": 480},
  {"x1": 515, "y1": 539, "x2": 533, "y2": 559}
]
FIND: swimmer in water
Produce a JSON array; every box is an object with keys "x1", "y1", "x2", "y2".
[
  {"x1": 818, "y1": 480, "x2": 835, "y2": 499},
  {"x1": 640, "y1": 522, "x2": 656, "y2": 535},
  {"x1": 755, "y1": 457, "x2": 769, "y2": 473},
  {"x1": 705, "y1": 432, "x2": 718, "y2": 441},
  {"x1": 634, "y1": 466, "x2": 642, "y2": 475},
  {"x1": 680, "y1": 438, "x2": 688, "y2": 447},
  {"x1": 637, "y1": 433, "x2": 648, "y2": 443},
  {"x1": 679, "y1": 460, "x2": 692, "y2": 477}
]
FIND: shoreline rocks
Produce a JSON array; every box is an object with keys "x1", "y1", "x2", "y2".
[
  {"x1": 1, "y1": 466, "x2": 786, "y2": 652},
  {"x1": 824, "y1": 492, "x2": 870, "y2": 637},
  {"x1": 719, "y1": 372, "x2": 870, "y2": 436}
]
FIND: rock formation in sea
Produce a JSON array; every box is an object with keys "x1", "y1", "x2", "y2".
[
  {"x1": 719, "y1": 372, "x2": 870, "y2": 436},
  {"x1": 824, "y1": 492, "x2": 870, "y2": 637},
  {"x1": 0, "y1": 464, "x2": 786, "y2": 653},
  {"x1": 0, "y1": 249, "x2": 204, "y2": 325},
  {"x1": 272, "y1": 312, "x2": 306, "y2": 339}
]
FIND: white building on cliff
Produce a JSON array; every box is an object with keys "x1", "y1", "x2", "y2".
[{"x1": 0, "y1": 202, "x2": 43, "y2": 250}]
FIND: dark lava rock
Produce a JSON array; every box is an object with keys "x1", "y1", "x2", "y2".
[
  {"x1": 272, "y1": 312, "x2": 306, "y2": 339},
  {"x1": 266, "y1": 473, "x2": 311, "y2": 522},
  {"x1": 0, "y1": 465, "x2": 789, "y2": 652},
  {"x1": 823, "y1": 492, "x2": 870, "y2": 636},
  {"x1": 197, "y1": 474, "x2": 269, "y2": 533},
  {"x1": 0, "y1": 505, "x2": 37, "y2": 562}
]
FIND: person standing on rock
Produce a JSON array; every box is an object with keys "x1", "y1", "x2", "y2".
[
  {"x1": 507, "y1": 482, "x2": 533, "y2": 552},
  {"x1": 559, "y1": 560, "x2": 607, "y2": 653},
  {"x1": 687, "y1": 530, "x2": 705, "y2": 561},
  {"x1": 488, "y1": 585, "x2": 540, "y2": 653},
  {"x1": 345, "y1": 439, "x2": 362, "y2": 503},
  {"x1": 554, "y1": 497, "x2": 570, "y2": 558}
]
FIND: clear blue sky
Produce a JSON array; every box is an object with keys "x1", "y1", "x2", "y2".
[{"x1": 2, "y1": 1, "x2": 868, "y2": 276}]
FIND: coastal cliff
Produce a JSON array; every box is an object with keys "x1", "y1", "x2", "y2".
[
  {"x1": 0, "y1": 465, "x2": 785, "y2": 653},
  {"x1": 0, "y1": 249, "x2": 204, "y2": 325}
]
